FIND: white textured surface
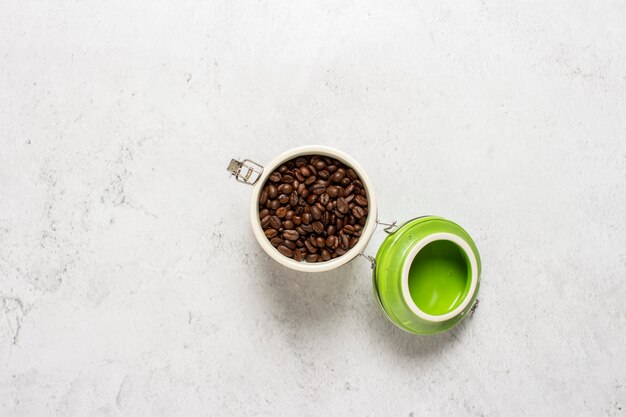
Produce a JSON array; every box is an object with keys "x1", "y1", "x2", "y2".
[{"x1": 1, "y1": 1, "x2": 625, "y2": 416}]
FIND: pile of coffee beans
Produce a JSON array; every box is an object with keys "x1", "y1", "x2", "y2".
[{"x1": 258, "y1": 155, "x2": 369, "y2": 263}]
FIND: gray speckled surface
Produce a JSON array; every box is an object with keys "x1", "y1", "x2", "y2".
[{"x1": 1, "y1": 1, "x2": 625, "y2": 416}]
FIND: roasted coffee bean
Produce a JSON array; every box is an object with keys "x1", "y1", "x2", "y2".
[
  {"x1": 258, "y1": 154, "x2": 368, "y2": 263},
  {"x1": 343, "y1": 224, "x2": 356, "y2": 234},
  {"x1": 270, "y1": 216, "x2": 281, "y2": 229},
  {"x1": 278, "y1": 194, "x2": 289, "y2": 204},
  {"x1": 355, "y1": 195, "x2": 368, "y2": 207},
  {"x1": 311, "y1": 183, "x2": 326, "y2": 195},
  {"x1": 326, "y1": 186, "x2": 339, "y2": 198},
  {"x1": 283, "y1": 230, "x2": 299, "y2": 241},
  {"x1": 352, "y1": 206, "x2": 366, "y2": 219},
  {"x1": 306, "y1": 253, "x2": 319, "y2": 262},
  {"x1": 340, "y1": 232, "x2": 350, "y2": 250},
  {"x1": 336, "y1": 197, "x2": 349, "y2": 214},
  {"x1": 311, "y1": 205, "x2": 322, "y2": 220},
  {"x1": 276, "y1": 206, "x2": 288, "y2": 218},
  {"x1": 314, "y1": 160, "x2": 326, "y2": 170},
  {"x1": 269, "y1": 199, "x2": 281, "y2": 210},
  {"x1": 312, "y1": 221, "x2": 324, "y2": 234},
  {"x1": 304, "y1": 240, "x2": 318, "y2": 254},
  {"x1": 259, "y1": 190, "x2": 268, "y2": 205},
  {"x1": 330, "y1": 170, "x2": 344, "y2": 183},
  {"x1": 299, "y1": 166, "x2": 311, "y2": 177},
  {"x1": 261, "y1": 215, "x2": 272, "y2": 228},
  {"x1": 277, "y1": 245, "x2": 293, "y2": 257},
  {"x1": 289, "y1": 192, "x2": 299, "y2": 206}
]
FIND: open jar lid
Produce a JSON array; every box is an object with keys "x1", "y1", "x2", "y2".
[{"x1": 372, "y1": 216, "x2": 481, "y2": 335}]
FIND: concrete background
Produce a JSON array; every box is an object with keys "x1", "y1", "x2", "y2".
[{"x1": 1, "y1": 1, "x2": 625, "y2": 416}]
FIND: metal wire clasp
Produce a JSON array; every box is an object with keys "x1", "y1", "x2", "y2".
[
  {"x1": 377, "y1": 219, "x2": 401, "y2": 234},
  {"x1": 227, "y1": 159, "x2": 264, "y2": 185}
]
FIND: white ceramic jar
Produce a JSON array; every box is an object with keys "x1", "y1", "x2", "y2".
[{"x1": 229, "y1": 145, "x2": 378, "y2": 272}]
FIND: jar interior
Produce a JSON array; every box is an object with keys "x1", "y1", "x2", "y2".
[{"x1": 407, "y1": 240, "x2": 472, "y2": 315}]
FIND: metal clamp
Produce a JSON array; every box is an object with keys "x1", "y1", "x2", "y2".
[
  {"x1": 470, "y1": 298, "x2": 480, "y2": 314},
  {"x1": 227, "y1": 159, "x2": 264, "y2": 185},
  {"x1": 377, "y1": 219, "x2": 401, "y2": 235}
]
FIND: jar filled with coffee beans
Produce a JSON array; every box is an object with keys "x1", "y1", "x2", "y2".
[
  {"x1": 227, "y1": 146, "x2": 378, "y2": 273},
  {"x1": 258, "y1": 154, "x2": 369, "y2": 263}
]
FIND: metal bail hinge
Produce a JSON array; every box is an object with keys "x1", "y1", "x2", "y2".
[
  {"x1": 227, "y1": 159, "x2": 264, "y2": 185},
  {"x1": 378, "y1": 220, "x2": 401, "y2": 234}
]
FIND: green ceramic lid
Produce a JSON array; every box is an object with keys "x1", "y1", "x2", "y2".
[{"x1": 373, "y1": 216, "x2": 481, "y2": 335}]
